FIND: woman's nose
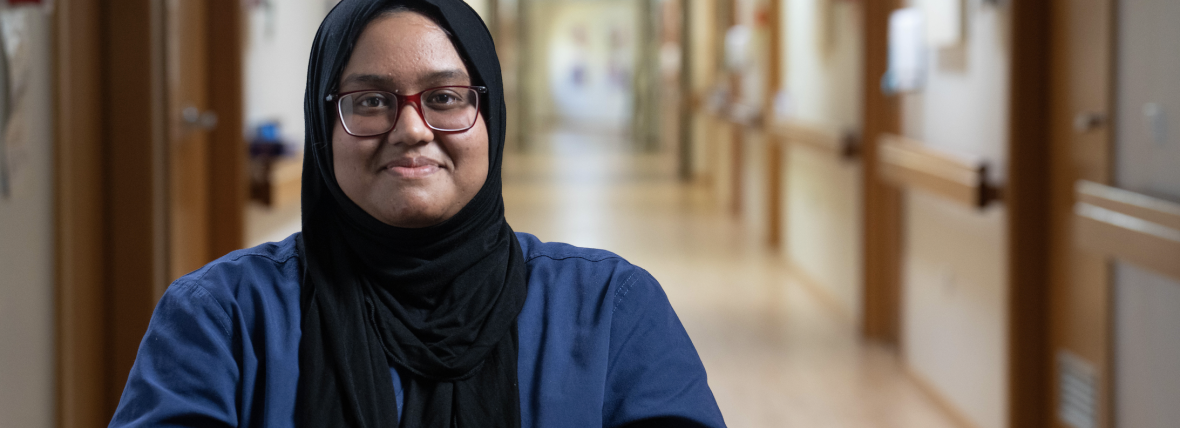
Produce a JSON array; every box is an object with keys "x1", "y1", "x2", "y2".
[{"x1": 388, "y1": 102, "x2": 434, "y2": 145}]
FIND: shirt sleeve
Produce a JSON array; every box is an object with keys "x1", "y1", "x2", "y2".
[
  {"x1": 109, "y1": 279, "x2": 240, "y2": 428},
  {"x1": 602, "y1": 266, "x2": 727, "y2": 428}
]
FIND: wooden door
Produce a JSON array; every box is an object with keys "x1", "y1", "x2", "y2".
[
  {"x1": 165, "y1": 0, "x2": 213, "y2": 284},
  {"x1": 55, "y1": 0, "x2": 244, "y2": 423},
  {"x1": 1051, "y1": 0, "x2": 1180, "y2": 427}
]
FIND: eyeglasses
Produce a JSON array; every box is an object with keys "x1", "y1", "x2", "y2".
[{"x1": 326, "y1": 86, "x2": 487, "y2": 137}]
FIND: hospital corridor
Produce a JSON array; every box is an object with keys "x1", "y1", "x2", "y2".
[
  {"x1": 3, "y1": 0, "x2": 1180, "y2": 427},
  {"x1": 501, "y1": 128, "x2": 961, "y2": 428}
]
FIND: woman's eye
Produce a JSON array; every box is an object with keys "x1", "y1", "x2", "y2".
[
  {"x1": 426, "y1": 91, "x2": 461, "y2": 107},
  {"x1": 356, "y1": 94, "x2": 391, "y2": 108}
]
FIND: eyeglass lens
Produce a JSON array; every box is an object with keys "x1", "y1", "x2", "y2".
[{"x1": 338, "y1": 88, "x2": 480, "y2": 136}]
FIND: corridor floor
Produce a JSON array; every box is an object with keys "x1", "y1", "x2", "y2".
[{"x1": 502, "y1": 128, "x2": 964, "y2": 428}]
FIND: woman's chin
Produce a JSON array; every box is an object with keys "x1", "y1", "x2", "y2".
[
  {"x1": 359, "y1": 184, "x2": 470, "y2": 228},
  {"x1": 374, "y1": 204, "x2": 452, "y2": 228}
]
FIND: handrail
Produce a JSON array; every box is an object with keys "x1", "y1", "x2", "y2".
[
  {"x1": 705, "y1": 101, "x2": 762, "y2": 128},
  {"x1": 250, "y1": 153, "x2": 302, "y2": 207},
  {"x1": 1074, "y1": 181, "x2": 1180, "y2": 281},
  {"x1": 876, "y1": 133, "x2": 1001, "y2": 209},
  {"x1": 1076, "y1": 181, "x2": 1180, "y2": 231},
  {"x1": 702, "y1": 99, "x2": 861, "y2": 160},
  {"x1": 767, "y1": 119, "x2": 860, "y2": 160}
]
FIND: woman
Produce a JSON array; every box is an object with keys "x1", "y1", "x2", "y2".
[{"x1": 109, "y1": 1, "x2": 725, "y2": 427}]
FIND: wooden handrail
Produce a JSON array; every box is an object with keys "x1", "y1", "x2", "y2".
[
  {"x1": 703, "y1": 101, "x2": 861, "y2": 160},
  {"x1": 705, "y1": 102, "x2": 762, "y2": 128},
  {"x1": 767, "y1": 120, "x2": 860, "y2": 160},
  {"x1": 876, "y1": 133, "x2": 1000, "y2": 208},
  {"x1": 249, "y1": 153, "x2": 302, "y2": 207},
  {"x1": 1074, "y1": 181, "x2": 1180, "y2": 281},
  {"x1": 1076, "y1": 181, "x2": 1180, "y2": 231}
]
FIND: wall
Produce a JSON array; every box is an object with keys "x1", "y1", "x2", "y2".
[
  {"x1": 780, "y1": 0, "x2": 864, "y2": 321},
  {"x1": 783, "y1": 0, "x2": 863, "y2": 127},
  {"x1": 903, "y1": 193, "x2": 1006, "y2": 428},
  {"x1": 530, "y1": 0, "x2": 637, "y2": 131},
  {"x1": 1114, "y1": 264, "x2": 1180, "y2": 428},
  {"x1": 463, "y1": 0, "x2": 491, "y2": 20},
  {"x1": 242, "y1": 1, "x2": 331, "y2": 246},
  {"x1": 0, "y1": 7, "x2": 55, "y2": 427},
  {"x1": 898, "y1": 1, "x2": 1010, "y2": 428},
  {"x1": 244, "y1": 1, "x2": 332, "y2": 148},
  {"x1": 1111, "y1": 0, "x2": 1180, "y2": 424},
  {"x1": 688, "y1": 0, "x2": 717, "y2": 179}
]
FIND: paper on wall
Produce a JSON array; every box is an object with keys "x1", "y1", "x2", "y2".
[
  {"x1": 884, "y1": 7, "x2": 926, "y2": 94},
  {"x1": 0, "y1": 7, "x2": 34, "y2": 199},
  {"x1": 724, "y1": 24, "x2": 752, "y2": 72},
  {"x1": 919, "y1": 0, "x2": 963, "y2": 48}
]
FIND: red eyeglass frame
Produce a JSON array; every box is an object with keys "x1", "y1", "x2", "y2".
[{"x1": 325, "y1": 85, "x2": 488, "y2": 136}]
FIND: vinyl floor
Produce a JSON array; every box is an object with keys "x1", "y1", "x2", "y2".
[{"x1": 502, "y1": 127, "x2": 965, "y2": 428}]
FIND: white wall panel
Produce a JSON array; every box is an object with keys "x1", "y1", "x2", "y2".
[
  {"x1": 0, "y1": 8, "x2": 55, "y2": 427},
  {"x1": 780, "y1": 0, "x2": 864, "y2": 320},
  {"x1": 898, "y1": 1, "x2": 1010, "y2": 428}
]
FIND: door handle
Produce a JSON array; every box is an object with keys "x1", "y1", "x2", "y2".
[
  {"x1": 1073, "y1": 112, "x2": 1106, "y2": 133},
  {"x1": 181, "y1": 105, "x2": 218, "y2": 131}
]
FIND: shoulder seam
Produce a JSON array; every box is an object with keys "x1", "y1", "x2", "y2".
[
  {"x1": 611, "y1": 270, "x2": 641, "y2": 311},
  {"x1": 525, "y1": 253, "x2": 622, "y2": 263},
  {"x1": 170, "y1": 271, "x2": 234, "y2": 337},
  {"x1": 222, "y1": 250, "x2": 299, "y2": 266}
]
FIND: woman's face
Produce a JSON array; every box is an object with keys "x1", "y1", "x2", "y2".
[{"x1": 333, "y1": 11, "x2": 489, "y2": 228}]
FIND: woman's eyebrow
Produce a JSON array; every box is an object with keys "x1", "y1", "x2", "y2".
[
  {"x1": 339, "y1": 70, "x2": 469, "y2": 90},
  {"x1": 420, "y1": 69, "x2": 470, "y2": 85},
  {"x1": 340, "y1": 73, "x2": 396, "y2": 88}
]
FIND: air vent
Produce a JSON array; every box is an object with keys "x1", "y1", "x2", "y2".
[{"x1": 1058, "y1": 351, "x2": 1098, "y2": 428}]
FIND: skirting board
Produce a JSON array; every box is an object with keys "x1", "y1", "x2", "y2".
[
  {"x1": 904, "y1": 363, "x2": 987, "y2": 428},
  {"x1": 786, "y1": 258, "x2": 854, "y2": 324}
]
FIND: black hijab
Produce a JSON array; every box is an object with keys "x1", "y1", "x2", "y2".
[{"x1": 295, "y1": 1, "x2": 527, "y2": 427}]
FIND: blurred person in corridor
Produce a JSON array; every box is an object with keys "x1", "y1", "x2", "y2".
[{"x1": 107, "y1": 1, "x2": 725, "y2": 427}]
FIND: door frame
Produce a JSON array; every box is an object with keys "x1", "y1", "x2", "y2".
[
  {"x1": 1009, "y1": 0, "x2": 1119, "y2": 426},
  {"x1": 53, "y1": 0, "x2": 108, "y2": 425},
  {"x1": 1047, "y1": 0, "x2": 1118, "y2": 426},
  {"x1": 53, "y1": 0, "x2": 244, "y2": 424},
  {"x1": 860, "y1": 0, "x2": 903, "y2": 344},
  {"x1": 206, "y1": 0, "x2": 247, "y2": 262},
  {"x1": 1006, "y1": 0, "x2": 1057, "y2": 426}
]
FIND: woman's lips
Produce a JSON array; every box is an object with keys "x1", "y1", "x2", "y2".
[{"x1": 384, "y1": 157, "x2": 442, "y2": 178}]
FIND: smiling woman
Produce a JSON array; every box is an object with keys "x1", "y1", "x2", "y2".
[
  {"x1": 106, "y1": 1, "x2": 726, "y2": 427},
  {"x1": 331, "y1": 11, "x2": 489, "y2": 228}
]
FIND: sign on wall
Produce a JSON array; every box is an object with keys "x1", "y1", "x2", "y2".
[
  {"x1": 0, "y1": 2, "x2": 49, "y2": 199},
  {"x1": 883, "y1": 8, "x2": 926, "y2": 94}
]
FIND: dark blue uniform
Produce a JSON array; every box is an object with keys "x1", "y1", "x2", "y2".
[{"x1": 110, "y1": 233, "x2": 725, "y2": 428}]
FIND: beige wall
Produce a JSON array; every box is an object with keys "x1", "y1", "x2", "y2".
[
  {"x1": 898, "y1": 2, "x2": 1011, "y2": 428},
  {"x1": 463, "y1": 0, "x2": 491, "y2": 20},
  {"x1": 783, "y1": 0, "x2": 863, "y2": 128},
  {"x1": 902, "y1": 193, "x2": 1006, "y2": 428},
  {"x1": 780, "y1": 0, "x2": 864, "y2": 321},
  {"x1": 688, "y1": 0, "x2": 717, "y2": 178},
  {"x1": 244, "y1": 0, "x2": 331, "y2": 147},
  {"x1": 1111, "y1": 0, "x2": 1180, "y2": 424},
  {"x1": 1114, "y1": 264, "x2": 1180, "y2": 428},
  {"x1": 0, "y1": 7, "x2": 55, "y2": 427},
  {"x1": 784, "y1": 146, "x2": 861, "y2": 319},
  {"x1": 529, "y1": 0, "x2": 637, "y2": 131},
  {"x1": 740, "y1": 132, "x2": 769, "y2": 238}
]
